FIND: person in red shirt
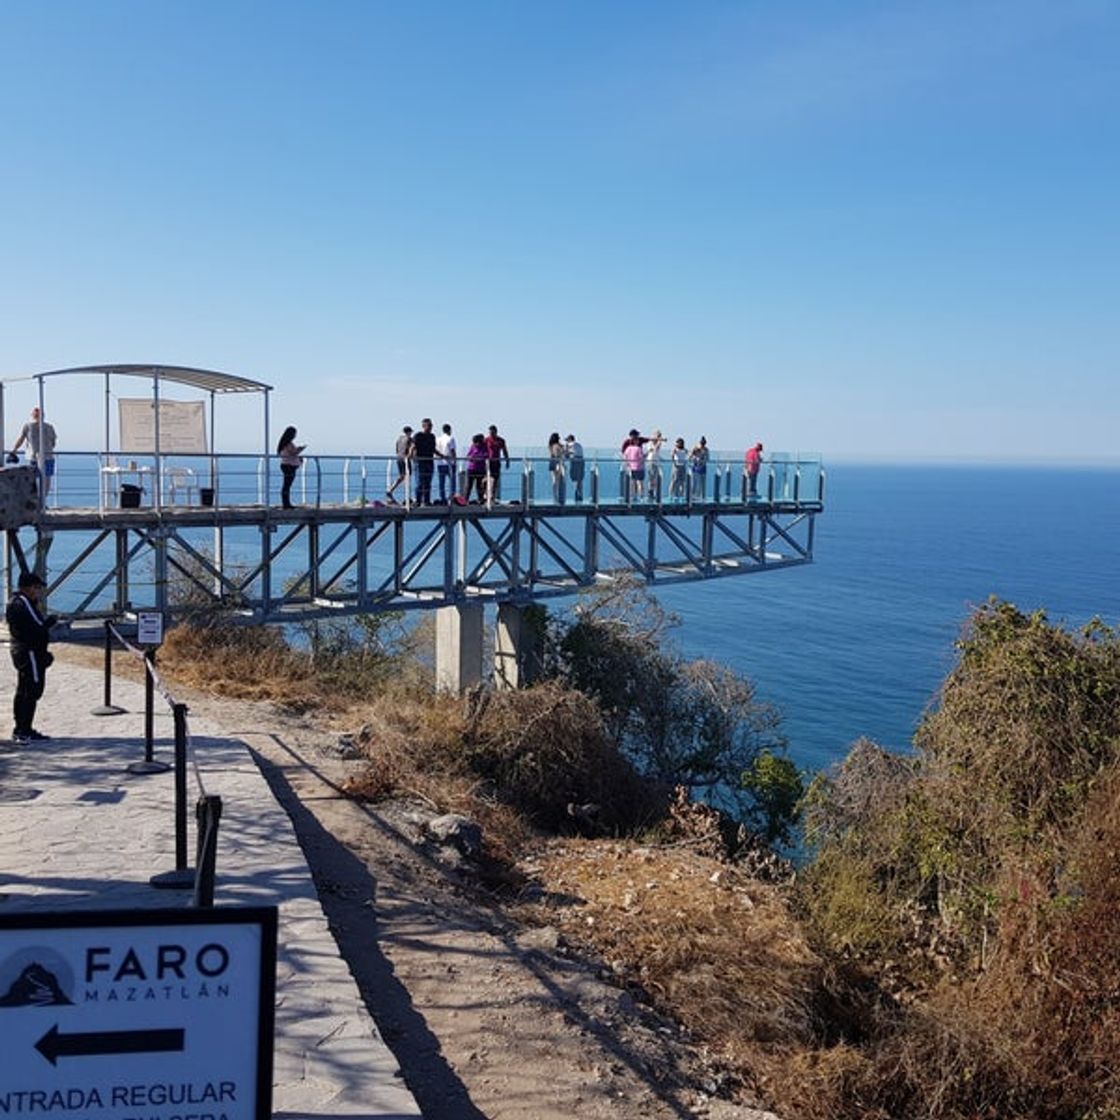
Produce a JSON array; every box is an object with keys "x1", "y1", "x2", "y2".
[
  {"x1": 485, "y1": 425, "x2": 511, "y2": 501},
  {"x1": 745, "y1": 441, "x2": 764, "y2": 498}
]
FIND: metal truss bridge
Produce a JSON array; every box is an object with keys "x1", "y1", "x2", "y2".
[{"x1": 6, "y1": 452, "x2": 824, "y2": 626}]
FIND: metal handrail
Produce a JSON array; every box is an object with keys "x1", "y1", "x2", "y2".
[{"x1": 44, "y1": 448, "x2": 824, "y2": 514}]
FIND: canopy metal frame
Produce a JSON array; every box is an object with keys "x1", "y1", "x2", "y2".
[{"x1": 0, "y1": 364, "x2": 273, "y2": 511}]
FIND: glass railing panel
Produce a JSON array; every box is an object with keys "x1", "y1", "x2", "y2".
[{"x1": 36, "y1": 449, "x2": 823, "y2": 512}]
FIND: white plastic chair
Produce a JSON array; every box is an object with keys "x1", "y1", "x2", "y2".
[{"x1": 165, "y1": 466, "x2": 198, "y2": 505}]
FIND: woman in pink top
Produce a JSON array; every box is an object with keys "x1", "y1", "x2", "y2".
[
  {"x1": 277, "y1": 426, "x2": 306, "y2": 509},
  {"x1": 464, "y1": 434, "x2": 489, "y2": 503},
  {"x1": 622, "y1": 430, "x2": 646, "y2": 500}
]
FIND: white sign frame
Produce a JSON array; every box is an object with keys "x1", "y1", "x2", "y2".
[{"x1": 0, "y1": 907, "x2": 277, "y2": 1120}]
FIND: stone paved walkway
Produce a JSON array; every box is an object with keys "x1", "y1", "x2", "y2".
[{"x1": 0, "y1": 653, "x2": 421, "y2": 1119}]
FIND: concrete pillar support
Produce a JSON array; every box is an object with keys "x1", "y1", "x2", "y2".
[
  {"x1": 494, "y1": 602, "x2": 543, "y2": 691},
  {"x1": 435, "y1": 602, "x2": 484, "y2": 695}
]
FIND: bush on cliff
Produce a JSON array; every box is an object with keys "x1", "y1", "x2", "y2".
[
  {"x1": 794, "y1": 600, "x2": 1120, "y2": 1118},
  {"x1": 541, "y1": 578, "x2": 800, "y2": 841}
]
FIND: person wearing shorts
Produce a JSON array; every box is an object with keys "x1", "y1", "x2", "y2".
[
  {"x1": 485, "y1": 425, "x2": 510, "y2": 501},
  {"x1": 10, "y1": 407, "x2": 57, "y2": 499},
  {"x1": 621, "y1": 429, "x2": 647, "y2": 500},
  {"x1": 387, "y1": 425, "x2": 413, "y2": 500}
]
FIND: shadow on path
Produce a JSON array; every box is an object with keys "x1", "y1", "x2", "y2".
[
  {"x1": 251, "y1": 745, "x2": 489, "y2": 1120},
  {"x1": 253, "y1": 733, "x2": 698, "y2": 1120}
]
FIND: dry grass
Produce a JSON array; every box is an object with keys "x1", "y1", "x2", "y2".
[
  {"x1": 517, "y1": 841, "x2": 823, "y2": 1071},
  {"x1": 160, "y1": 622, "x2": 318, "y2": 704},
  {"x1": 340, "y1": 681, "x2": 664, "y2": 867}
]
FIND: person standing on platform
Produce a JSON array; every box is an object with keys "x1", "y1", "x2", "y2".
[
  {"x1": 10, "y1": 407, "x2": 57, "y2": 499},
  {"x1": 689, "y1": 436, "x2": 709, "y2": 499},
  {"x1": 645, "y1": 429, "x2": 665, "y2": 502},
  {"x1": 565, "y1": 434, "x2": 585, "y2": 502},
  {"x1": 745, "y1": 441, "x2": 764, "y2": 498},
  {"x1": 485, "y1": 425, "x2": 510, "y2": 501},
  {"x1": 411, "y1": 418, "x2": 438, "y2": 506},
  {"x1": 387, "y1": 425, "x2": 413, "y2": 501},
  {"x1": 464, "y1": 433, "x2": 489, "y2": 502},
  {"x1": 670, "y1": 437, "x2": 689, "y2": 500},
  {"x1": 277, "y1": 426, "x2": 306, "y2": 509},
  {"x1": 7, "y1": 570, "x2": 57, "y2": 744},
  {"x1": 548, "y1": 432, "x2": 566, "y2": 505},
  {"x1": 436, "y1": 423, "x2": 457, "y2": 503}
]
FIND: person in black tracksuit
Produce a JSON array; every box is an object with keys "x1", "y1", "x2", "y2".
[{"x1": 6, "y1": 571, "x2": 56, "y2": 743}]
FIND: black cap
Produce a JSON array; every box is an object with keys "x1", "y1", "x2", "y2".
[{"x1": 17, "y1": 571, "x2": 45, "y2": 589}]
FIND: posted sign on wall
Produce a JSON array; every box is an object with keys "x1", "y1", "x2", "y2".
[
  {"x1": 118, "y1": 400, "x2": 208, "y2": 455},
  {"x1": 0, "y1": 908, "x2": 277, "y2": 1120}
]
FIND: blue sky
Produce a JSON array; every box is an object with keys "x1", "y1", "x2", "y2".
[{"x1": 0, "y1": 1, "x2": 1116, "y2": 460}]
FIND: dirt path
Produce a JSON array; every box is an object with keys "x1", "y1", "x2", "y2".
[
  {"x1": 245, "y1": 726, "x2": 739, "y2": 1120},
  {"x1": 59, "y1": 649, "x2": 773, "y2": 1119}
]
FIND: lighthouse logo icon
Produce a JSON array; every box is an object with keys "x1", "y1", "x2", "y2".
[{"x1": 0, "y1": 949, "x2": 74, "y2": 1007}]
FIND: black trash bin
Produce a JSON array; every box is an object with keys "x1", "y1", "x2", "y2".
[
  {"x1": 199, "y1": 487, "x2": 214, "y2": 507},
  {"x1": 120, "y1": 483, "x2": 142, "y2": 509}
]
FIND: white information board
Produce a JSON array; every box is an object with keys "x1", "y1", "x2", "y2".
[
  {"x1": 0, "y1": 908, "x2": 276, "y2": 1120},
  {"x1": 137, "y1": 612, "x2": 163, "y2": 647},
  {"x1": 119, "y1": 400, "x2": 208, "y2": 455}
]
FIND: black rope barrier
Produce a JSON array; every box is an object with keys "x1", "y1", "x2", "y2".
[{"x1": 99, "y1": 621, "x2": 224, "y2": 903}]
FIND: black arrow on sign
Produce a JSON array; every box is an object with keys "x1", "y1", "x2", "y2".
[{"x1": 35, "y1": 1024, "x2": 185, "y2": 1066}]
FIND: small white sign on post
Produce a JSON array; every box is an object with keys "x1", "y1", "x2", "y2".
[
  {"x1": 137, "y1": 612, "x2": 163, "y2": 647},
  {"x1": 0, "y1": 907, "x2": 277, "y2": 1120}
]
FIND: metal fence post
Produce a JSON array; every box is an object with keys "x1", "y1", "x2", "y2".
[
  {"x1": 150, "y1": 701, "x2": 195, "y2": 890},
  {"x1": 91, "y1": 620, "x2": 125, "y2": 716},
  {"x1": 128, "y1": 649, "x2": 170, "y2": 775},
  {"x1": 191, "y1": 795, "x2": 223, "y2": 908}
]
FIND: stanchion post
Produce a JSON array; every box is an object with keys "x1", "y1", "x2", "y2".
[
  {"x1": 127, "y1": 646, "x2": 170, "y2": 775},
  {"x1": 151, "y1": 701, "x2": 195, "y2": 891},
  {"x1": 144, "y1": 650, "x2": 155, "y2": 761},
  {"x1": 192, "y1": 794, "x2": 223, "y2": 908},
  {"x1": 91, "y1": 620, "x2": 126, "y2": 716},
  {"x1": 173, "y1": 702, "x2": 188, "y2": 872}
]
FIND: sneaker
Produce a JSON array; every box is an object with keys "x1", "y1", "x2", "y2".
[
  {"x1": 26, "y1": 729, "x2": 50, "y2": 742},
  {"x1": 12, "y1": 729, "x2": 30, "y2": 744}
]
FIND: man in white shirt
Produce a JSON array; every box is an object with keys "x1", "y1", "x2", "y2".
[
  {"x1": 565, "y1": 434, "x2": 585, "y2": 502},
  {"x1": 436, "y1": 423, "x2": 457, "y2": 503}
]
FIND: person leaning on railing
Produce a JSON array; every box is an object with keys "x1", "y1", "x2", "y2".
[
  {"x1": 9, "y1": 406, "x2": 57, "y2": 499},
  {"x1": 464, "y1": 433, "x2": 489, "y2": 503},
  {"x1": 745, "y1": 441, "x2": 764, "y2": 497}
]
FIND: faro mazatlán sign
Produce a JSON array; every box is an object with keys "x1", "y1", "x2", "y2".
[{"x1": 0, "y1": 908, "x2": 276, "y2": 1120}]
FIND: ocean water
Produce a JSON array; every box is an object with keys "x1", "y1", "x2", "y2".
[
  {"x1": 32, "y1": 460, "x2": 1120, "y2": 776},
  {"x1": 657, "y1": 464, "x2": 1120, "y2": 773}
]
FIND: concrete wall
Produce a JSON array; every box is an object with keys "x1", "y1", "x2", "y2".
[{"x1": 0, "y1": 465, "x2": 40, "y2": 529}]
